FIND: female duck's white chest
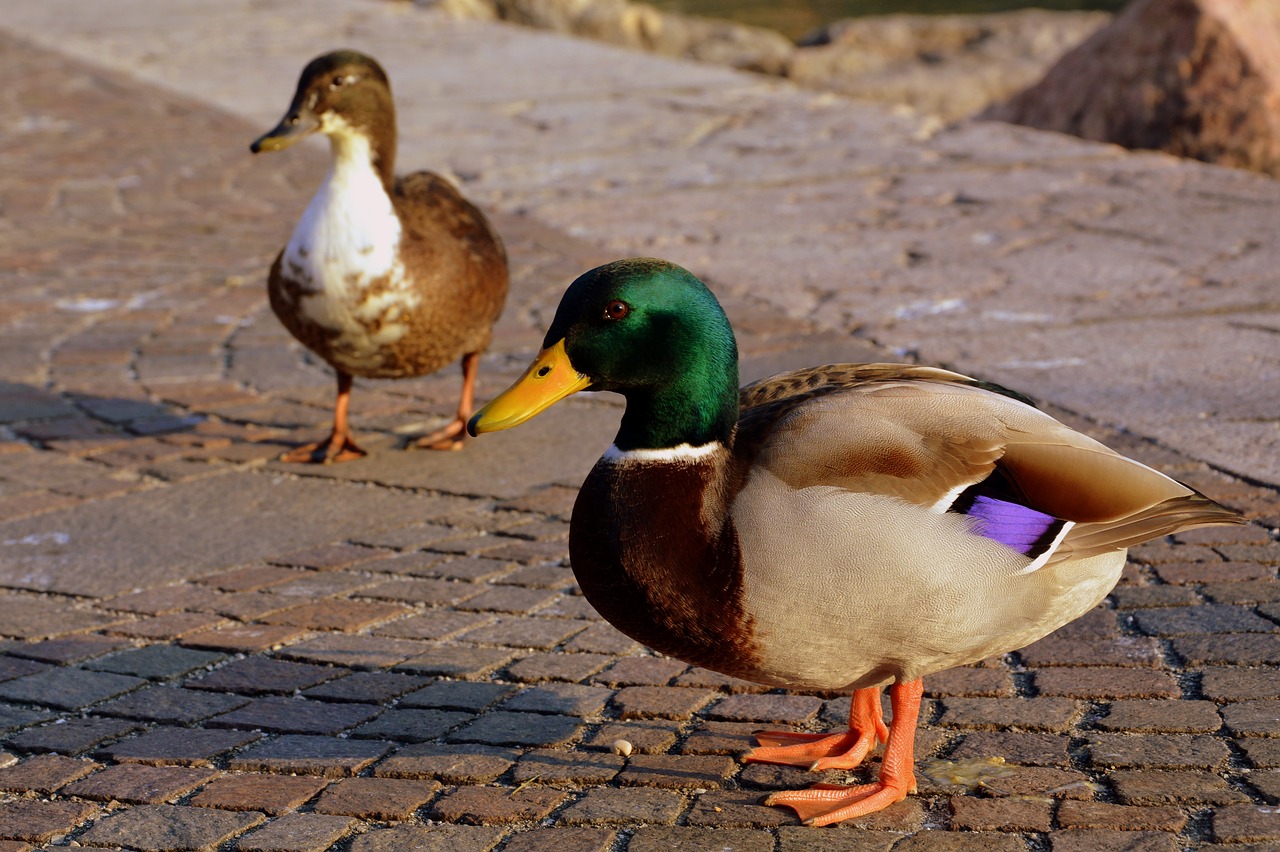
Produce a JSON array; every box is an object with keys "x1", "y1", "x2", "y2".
[{"x1": 282, "y1": 140, "x2": 417, "y2": 368}]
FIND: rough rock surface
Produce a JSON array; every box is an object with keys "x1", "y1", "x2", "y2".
[
  {"x1": 986, "y1": 0, "x2": 1280, "y2": 176},
  {"x1": 789, "y1": 10, "x2": 1111, "y2": 121},
  {"x1": 426, "y1": 0, "x2": 793, "y2": 74},
  {"x1": 426, "y1": 0, "x2": 1107, "y2": 119}
]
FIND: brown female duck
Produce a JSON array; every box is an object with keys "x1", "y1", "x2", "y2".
[{"x1": 252, "y1": 50, "x2": 507, "y2": 462}]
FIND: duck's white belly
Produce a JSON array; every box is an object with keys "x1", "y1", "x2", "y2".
[
  {"x1": 732, "y1": 470, "x2": 1125, "y2": 690},
  {"x1": 282, "y1": 148, "x2": 419, "y2": 374}
]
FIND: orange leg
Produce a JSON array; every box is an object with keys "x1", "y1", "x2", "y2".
[
  {"x1": 765, "y1": 679, "x2": 923, "y2": 826},
  {"x1": 280, "y1": 371, "x2": 367, "y2": 464},
  {"x1": 744, "y1": 686, "x2": 888, "y2": 771},
  {"x1": 414, "y1": 351, "x2": 479, "y2": 452}
]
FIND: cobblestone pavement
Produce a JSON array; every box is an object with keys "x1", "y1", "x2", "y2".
[{"x1": 0, "y1": 3, "x2": 1279, "y2": 851}]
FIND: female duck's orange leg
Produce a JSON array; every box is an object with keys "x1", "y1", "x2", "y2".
[
  {"x1": 764, "y1": 678, "x2": 923, "y2": 826},
  {"x1": 281, "y1": 371, "x2": 367, "y2": 464},
  {"x1": 744, "y1": 686, "x2": 888, "y2": 771},
  {"x1": 415, "y1": 351, "x2": 479, "y2": 451}
]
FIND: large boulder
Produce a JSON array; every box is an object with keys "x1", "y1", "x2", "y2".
[{"x1": 985, "y1": 0, "x2": 1280, "y2": 177}]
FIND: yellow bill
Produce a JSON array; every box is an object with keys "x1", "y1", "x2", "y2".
[{"x1": 468, "y1": 339, "x2": 591, "y2": 435}]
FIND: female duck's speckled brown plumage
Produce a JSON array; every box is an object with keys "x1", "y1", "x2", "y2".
[
  {"x1": 468, "y1": 258, "x2": 1245, "y2": 826},
  {"x1": 252, "y1": 50, "x2": 507, "y2": 463}
]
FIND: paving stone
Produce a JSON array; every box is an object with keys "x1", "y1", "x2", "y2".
[
  {"x1": 449, "y1": 711, "x2": 583, "y2": 747},
  {"x1": 0, "y1": 799, "x2": 97, "y2": 843},
  {"x1": 501, "y1": 827, "x2": 616, "y2": 852},
  {"x1": 706, "y1": 692, "x2": 824, "y2": 725},
  {"x1": 400, "y1": 680, "x2": 517, "y2": 712},
  {"x1": 1131, "y1": 604, "x2": 1278, "y2": 635},
  {"x1": 312, "y1": 776, "x2": 440, "y2": 819},
  {"x1": 737, "y1": 761, "x2": 841, "y2": 791},
  {"x1": 558, "y1": 786, "x2": 686, "y2": 826},
  {"x1": 350, "y1": 708, "x2": 473, "y2": 742},
  {"x1": 1248, "y1": 769, "x2": 1280, "y2": 804},
  {"x1": 1213, "y1": 803, "x2": 1280, "y2": 843},
  {"x1": 0, "y1": 667, "x2": 145, "y2": 709},
  {"x1": 1200, "y1": 666, "x2": 1280, "y2": 701},
  {"x1": 617, "y1": 754, "x2": 737, "y2": 789},
  {"x1": 262, "y1": 600, "x2": 411, "y2": 631},
  {"x1": 1173, "y1": 634, "x2": 1280, "y2": 665},
  {"x1": 507, "y1": 652, "x2": 615, "y2": 683},
  {"x1": 228, "y1": 735, "x2": 391, "y2": 778},
  {"x1": 1224, "y1": 700, "x2": 1280, "y2": 736},
  {"x1": 1203, "y1": 579, "x2": 1280, "y2": 605},
  {"x1": 460, "y1": 616, "x2": 585, "y2": 649},
  {"x1": 84, "y1": 644, "x2": 225, "y2": 680},
  {"x1": 937, "y1": 697, "x2": 1081, "y2": 731},
  {"x1": 372, "y1": 743, "x2": 520, "y2": 783},
  {"x1": 268, "y1": 543, "x2": 387, "y2": 571},
  {"x1": 678, "y1": 720, "x2": 761, "y2": 755},
  {"x1": 925, "y1": 666, "x2": 1014, "y2": 697},
  {"x1": 628, "y1": 827, "x2": 775, "y2": 852},
  {"x1": 275, "y1": 634, "x2": 428, "y2": 669},
  {"x1": 395, "y1": 646, "x2": 516, "y2": 678},
  {"x1": 947, "y1": 732, "x2": 1072, "y2": 767},
  {"x1": 347, "y1": 824, "x2": 504, "y2": 852},
  {"x1": 360, "y1": 578, "x2": 483, "y2": 607},
  {"x1": 198, "y1": 565, "x2": 303, "y2": 593},
  {"x1": 185, "y1": 656, "x2": 337, "y2": 694},
  {"x1": 1085, "y1": 732, "x2": 1229, "y2": 770},
  {"x1": 1109, "y1": 585, "x2": 1201, "y2": 609},
  {"x1": 497, "y1": 563, "x2": 575, "y2": 589},
  {"x1": 1096, "y1": 699, "x2": 1222, "y2": 733},
  {"x1": 1032, "y1": 667, "x2": 1180, "y2": 699},
  {"x1": 180, "y1": 623, "x2": 312, "y2": 653},
  {"x1": 1056, "y1": 800, "x2": 1188, "y2": 831},
  {"x1": 585, "y1": 720, "x2": 682, "y2": 755},
  {"x1": 538, "y1": 596, "x2": 604, "y2": 621},
  {"x1": 93, "y1": 684, "x2": 250, "y2": 724},
  {"x1": 97, "y1": 726, "x2": 260, "y2": 766},
  {"x1": 1019, "y1": 635, "x2": 1164, "y2": 668},
  {"x1": 612, "y1": 685, "x2": 717, "y2": 720},
  {"x1": 1242, "y1": 739, "x2": 1280, "y2": 769},
  {"x1": 209, "y1": 696, "x2": 382, "y2": 735},
  {"x1": 109, "y1": 610, "x2": 230, "y2": 639},
  {"x1": 375, "y1": 610, "x2": 493, "y2": 641},
  {"x1": 301, "y1": 670, "x2": 432, "y2": 703},
  {"x1": 0, "y1": 754, "x2": 99, "y2": 793},
  {"x1": 1110, "y1": 769, "x2": 1251, "y2": 806},
  {"x1": 431, "y1": 785, "x2": 567, "y2": 824},
  {"x1": 235, "y1": 812, "x2": 355, "y2": 852},
  {"x1": 513, "y1": 747, "x2": 623, "y2": 784},
  {"x1": 455, "y1": 587, "x2": 562, "y2": 616},
  {"x1": 419, "y1": 556, "x2": 519, "y2": 582},
  {"x1": 5, "y1": 716, "x2": 140, "y2": 754},
  {"x1": 76, "y1": 803, "x2": 263, "y2": 850},
  {"x1": 591, "y1": 657, "x2": 687, "y2": 687},
  {"x1": 685, "y1": 789, "x2": 799, "y2": 828},
  {"x1": 775, "y1": 826, "x2": 902, "y2": 851},
  {"x1": 1155, "y1": 561, "x2": 1275, "y2": 584},
  {"x1": 949, "y1": 795, "x2": 1052, "y2": 831},
  {"x1": 6, "y1": 635, "x2": 128, "y2": 664},
  {"x1": 188, "y1": 773, "x2": 329, "y2": 815},
  {"x1": 501, "y1": 683, "x2": 613, "y2": 716},
  {"x1": 562, "y1": 622, "x2": 641, "y2": 655},
  {"x1": 1048, "y1": 830, "x2": 1181, "y2": 852},
  {"x1": 0, "y1": 657, "x2": 49, "y2": 683},
  {"x1": 60, "y1": 762, "x2": 218, "y2": 804}
]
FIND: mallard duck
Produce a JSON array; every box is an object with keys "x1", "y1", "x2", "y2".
[
  {"x1": 251, "y1": 50, "x2": 507, "y2": 463},
  {"x1": 468, "y1": 258, "x2": 1243, "y2": 825}
]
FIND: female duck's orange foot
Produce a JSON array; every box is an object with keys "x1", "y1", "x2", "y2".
[
  {"x1": 413, "y1": 417, "x2": 467, "y2": 451},
  {"x1": 744, "y1": 728, "x2": 880, "y2": 772},
  {"x1": 279, "y1": 433, "x2": 367, "y2": 464},
  {"x1": 764, "y1": 777, "x2": 914, "y2": 826}
]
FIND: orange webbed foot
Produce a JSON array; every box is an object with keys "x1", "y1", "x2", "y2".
[
  {"x1": 279, "y1": 433, "x2": 367, "y2": 464},
  {"x1": 759, "y1": 679, "x2": 924, "y2": 826},
  {"x1": 744, "y1": 686, "x2": 888, "y2": 772},
  {"x1": 765, "y1": 777, "x2": 915, "y2": 826},
  {"x1": 413, "y1": 416, "x2": 467, "y2": 451}
]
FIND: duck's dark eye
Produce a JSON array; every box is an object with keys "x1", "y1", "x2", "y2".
[
  {"x1": 330, "y1": 75, "x2": 347, "y2": 89},
  {"x1": 603, "y1": 300, "x2": 630, "y2": 321}
]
